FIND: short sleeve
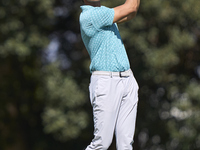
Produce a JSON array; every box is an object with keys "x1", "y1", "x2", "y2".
[{"x1": 91, "y1": 6, "x2": 114, "y2": 30}]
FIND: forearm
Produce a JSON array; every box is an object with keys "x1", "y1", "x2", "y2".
[
  {"x1": 124, "y1": 0, "x2": 140, "y2": 12},
  {"x1": 117, "y1": 12, "x2": 136, "y2": 24},
  {"x1": 113, "y1": 0, "x2": 140, "y2": 23},
  {"x1": 116, "y1": 0, "x2": 140, "y2": 24}
]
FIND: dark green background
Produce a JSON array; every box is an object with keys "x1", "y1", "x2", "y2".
[{"x1": 0, "y1": 0, "x2": 200, "y2": 149}]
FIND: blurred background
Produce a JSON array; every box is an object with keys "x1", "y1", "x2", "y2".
[{"x1": 0, "y1": 0, "x2": 200, "y2": 150}]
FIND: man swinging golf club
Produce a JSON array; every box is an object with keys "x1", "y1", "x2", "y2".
[{"x1": 80, "y1": 0, "x2": 140, "y2": 149}]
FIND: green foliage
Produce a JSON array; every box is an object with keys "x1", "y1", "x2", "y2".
[
  {"x1": 0, "y1": 0, "x2": 200, "y2": 149},
  {"x1": 0, "y1": 0, "x2": 88, "y2": 149},
  {"x1": 0, "y1": 0, "x2": 55, "y2": 149},
  {"x1": 0, "y1": 0, "x2": 54, "y2": 58},
  {"x1": 42, "y1": 64, "x2": 88, "y2": 141}
]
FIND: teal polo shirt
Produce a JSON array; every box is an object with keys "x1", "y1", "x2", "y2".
[{"x1": 79, "y1": 5, "x2": 130, "y2": 72}]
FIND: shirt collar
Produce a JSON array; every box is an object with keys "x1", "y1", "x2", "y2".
[{"x1": 80, "y1": 5, "x2": 93, "y2": 11}]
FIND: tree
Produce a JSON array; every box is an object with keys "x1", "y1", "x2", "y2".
[
  {"x1": 1, "y1": 0, "x2": 200, "y2": 150},
  {"x1": 0, "y1": 0, "x2": 66, "y2": 149}
]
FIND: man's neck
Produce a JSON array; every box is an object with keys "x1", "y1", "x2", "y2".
[{"x1": 84, "y1": 0, "x2": 101, "y2": 7}]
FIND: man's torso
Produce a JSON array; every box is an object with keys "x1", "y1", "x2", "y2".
[{"x1": 80, "y1": 5, "x2": 130, "y2": 72}]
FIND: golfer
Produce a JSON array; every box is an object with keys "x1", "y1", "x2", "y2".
[{"x1": 80, "y1": 0, "x2": 140, "y2": 149}]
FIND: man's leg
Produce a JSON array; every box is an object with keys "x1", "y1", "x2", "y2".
[
  {"x1": 115, "y1": 75, "x2": 139, "y2": 150},
  {"x1": 86, "y1": 75, "x2": 124, "y2": 150}
]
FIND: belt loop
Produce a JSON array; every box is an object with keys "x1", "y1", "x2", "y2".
[
  {"x1": 119, "y1": 72, "x2": 122, "y2": 77},
  {"x1": 110, "y1": 72, "x2": 112, "y2": 78}
]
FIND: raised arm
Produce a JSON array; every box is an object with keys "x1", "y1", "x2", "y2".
[{"x1": 113, "y1": 0, "x2": 140, "y2": 24}]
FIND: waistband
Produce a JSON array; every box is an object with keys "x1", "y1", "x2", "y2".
[{"x1": 92, "y1": 69, "x2": 132, "y2": 77}]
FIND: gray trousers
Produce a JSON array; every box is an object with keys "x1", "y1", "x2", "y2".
[{"x1": 86, "y1": 70, "x2": 139, "y2": 150}]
